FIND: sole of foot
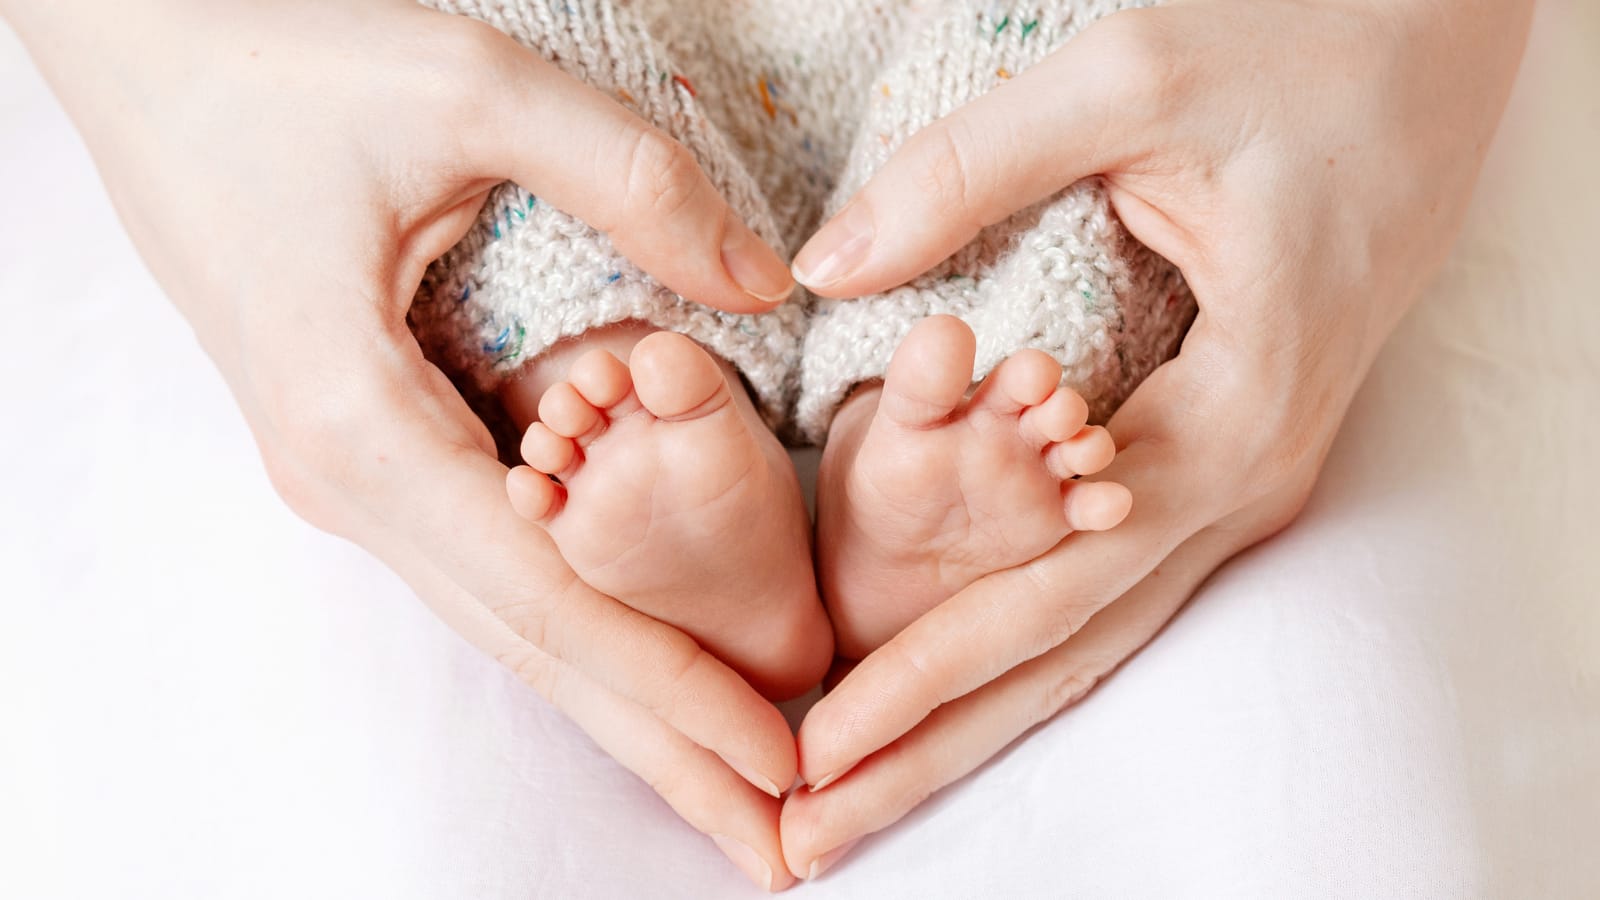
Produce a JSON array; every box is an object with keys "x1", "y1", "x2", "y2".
[
  {"x1": 816, "y1": 315, "x2": 1132, "y2": 659},
  {"x1": 503, "y1": 327, "x2": 832, "y2": 700}
]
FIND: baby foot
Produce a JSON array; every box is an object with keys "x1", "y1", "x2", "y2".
[
  {"x1": 816, "y1": 316, "x2": 1132, "y2": 659},
  {"x1": 504, "y1": 331, "x2": 832, "y2": 700}
]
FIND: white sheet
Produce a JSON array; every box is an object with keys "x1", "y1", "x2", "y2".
[{"x1": 2, "y1": 3, "x2": 1596, "y2": 897}]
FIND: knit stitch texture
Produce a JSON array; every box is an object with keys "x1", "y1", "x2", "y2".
[{"x1": 408, "y1": 0, "x2": 1197, "y2": 443}]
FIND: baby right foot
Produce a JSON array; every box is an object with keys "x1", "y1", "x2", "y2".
[
  {"x1": 816, "y1": 316, "x2": 1133, "y2": 659},
  {"x1": 504, "y1": 331, "x2": 832, "y2": 700}
]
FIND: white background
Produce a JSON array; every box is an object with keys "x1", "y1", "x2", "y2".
[{"x1": 2, "y1": 3, "x2": 1596, "y2": 897}]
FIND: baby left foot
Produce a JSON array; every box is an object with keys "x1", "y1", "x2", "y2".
[
  {"x1": 503, "y1": 330, "x2": 832, "y2": 700},
  {"x1": 816, "y1": 316, "x2": 1132, "y2": 659}
]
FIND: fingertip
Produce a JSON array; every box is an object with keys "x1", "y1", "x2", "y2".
[
  {"x1": 711, "y1": 833, "x2": 783, "y2": 893},
  {"x1": 792, "y1": 198, "x2": 876, "y2": 291},
  {"x1": 804, "y1": 837, "x2": 862, "y2": 881},
  {"x1": 722, "y1": 756, "x2": 784, "y2": 799},
  {"x1": 720, "y1": 214, "x2": 796, "y2": 308}
]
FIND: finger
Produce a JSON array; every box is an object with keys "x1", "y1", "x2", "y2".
[
  {"x1": 409, "y1": 452, "x2": 797, "y2": 798},
  {"x1": 795, "y1": 352, "x2": 1231, "y2": 788},
  {"x1": 392, "y1": 548, "x2": 794, "y2": 892},
  {"x1": 465, "y1": 21, "x2": 794, "y2": 313},
  {"x1": 790, "y1": 14, "x2": 1155, "y2": 298},
  {"x1": 267, "y1": 339, "x2": 796, "y2": 798},
  {"x1": 782, "y1": 522, "x2": 1245, "y2": 880},
  {"x1": 555, "y1": 664, "x2": 797, "y2": 893}
]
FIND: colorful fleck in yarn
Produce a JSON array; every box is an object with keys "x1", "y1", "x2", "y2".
[
  {"x1": 409, "y1": 0, "x2": 809, "y2": 429},
  {"x1": 794, "y1": 0, "x2": 1194, "y2": 440},
  {"x1": 408, "y1": 0, "x2": 1195, "y2": 444}
]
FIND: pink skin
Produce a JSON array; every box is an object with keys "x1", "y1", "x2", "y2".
[
  {"x1": 816, "y1": 316, "x2": 1131, "y2": 659},
  {"x1": 500, "y1": 324, "x2": 832, "y2": 702}
]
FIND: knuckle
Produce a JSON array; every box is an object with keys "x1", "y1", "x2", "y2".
[
  {"x1": 881, "y1": 639, "x2": 949, "y2": 708},
  {"x1": 1248, "y1": 470, "x2": 1320, "y2": 539},
  {"x1": 1263, "y1": 479, "x2": 1316, "y2": 535},
  {"x1": 642, "y1": 632, "x2": 709, "y2": 722},
  {"x1": 258, "y1": 366, "x2": 413, "y2": 500},
  {"x1": 886, "y1": 780, "x2": 937, "y2": 824},
  {"x1": 414, "y1": 16, "x2": 515, "y2": 99},
  {"x1": 1230, "y1": 387, "x2": 1338, "y2": 501},
  {"x1": 497, "y1": 597, "x2": 553, "y2": 658},
  {"x1": 1018, "y1": 562, "x2": 1095, "y2": 646},
  {"x1": 910, "y1": 122, "x2": 981, "y2": 224},
  {"x1": 620, "y1": 126, "x2": 705, "y2": 223},
  {"x1": 1201, "y1": 472, "x2": 1318, "y2": 563},
  {"x1": 500, "y1": 646, "x2": 560, "y2": 700},
  {"x1": 1035, "y1": 670, "x2": 1101, "y2": 727},
  {"x1": 258, "y1": 442, "x2": 328, "y2": 525},
  {"x1": 502, "y1": 567, "x2": 586, "y2": 658},
  {"x1": 267, "y1": 387, "x2": 364, "y2": 477},
  {"x1": 380, "y1": 16, "x2": 511, "y2": 129},
  {"x1": 1076, "y1": 9, "x2": 1191, "y2": 113},
  {"x1": 642, "y1": 765, "x2": 694, "y2": 812}
]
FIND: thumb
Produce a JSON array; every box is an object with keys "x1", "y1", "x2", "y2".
[
  {"x1": 791, "y1": 13, "x2": 1155, "y2": 299},
  {"x1": 466, "y1": 23, "x2": 794, "y2": 314}
]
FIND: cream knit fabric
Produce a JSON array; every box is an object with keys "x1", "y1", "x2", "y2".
[{"x1": 408, "y1": 0, "x2": 1196, "y2": 442}]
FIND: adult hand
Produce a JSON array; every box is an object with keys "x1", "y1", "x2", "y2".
[
  {"x1": 781, "y1": 0, "x2": 1533, "y2": 879},
  {"x1": 3, "y1": 0, "x2": 798, "y2": 889}
]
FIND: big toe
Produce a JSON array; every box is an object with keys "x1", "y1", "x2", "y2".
[
  {"x1": 880, "y1": 315, "x2": 977, "y2": 428},
  {"x1": 629, "y1": 332, "x2": 730, "y2": 420}
]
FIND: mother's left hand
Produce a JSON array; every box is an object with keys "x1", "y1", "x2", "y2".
[{"x1": 779, "y1": 0, "x2": 1534, "y2": 879}]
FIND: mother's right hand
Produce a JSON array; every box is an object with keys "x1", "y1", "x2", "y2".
[{"x1": 2, "y1": 0, "x2": 797, "y2": 889}]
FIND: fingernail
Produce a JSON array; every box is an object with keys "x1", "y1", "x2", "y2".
[
  {"x1": 721, "y1": 221, "x2": 795, "y2": 305},
  {"x1": 805, "y1": 838, "x2": 861, "y2": 881},
  {"x1": 792, "y1": 200, "x2": 874, "y2": 288},
  {"x1": 712, "y1": 834, "x2": 775, "y2": 892},
  {"x1": 724, "y1": 757, "x2": 783, "y2": 798},
  {"x1": 807, "y1": 760, "x2": 857, "y2": 793}
]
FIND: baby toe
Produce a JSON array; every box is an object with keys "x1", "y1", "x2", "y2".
[
  {"x1": 507, "y1": 465, "x2": 563, "y2": 522},
  {"x1": 972, "y1": 349, "x2": 1060, "y2": 416},
  {"x1": 629, "y1": 332, "x2": 730, "y2": 420},
  {"x1": 1062, "y1": 480, "x2": 1133, "y2": 531},
  {"x1": 879, "y1": 315, "x2": 976, "y2": 428},
  {"x1": 521, "y1": 422, "x2": 578, "y2": 476},
  {"x1": 1044, "y1": 425, "x2": 1116, "y2": 478},
  {"x1": 1020, "y1": 387, "x2": 1090, "y2": 447},
  {"x1": 538, "y1": 381, "x2": 606, "y2": 442},
  {"x1": 567, "y1": 349, "x2": 635, "y2": 411}
]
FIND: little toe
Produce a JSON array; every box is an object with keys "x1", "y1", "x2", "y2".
[
  {"x1": 1021, "y1": 388, "x2": 1091, "y2": 447},
  {"x1": 568, "y1": 349, "x2": 635, "y2": 411},
  {"x1": 1044, "y1": 425, "x2": 1117, "y2": 478},
  {"x1": 520, "y1": 422, "x2": 578, "y2": 476},
  {"x1": 628, "y1": 332, "x2": 731, "y2": 420},
  {"x1": 507, "y1": 465, "x2": 563, "y2": 522},
  {"x1": 538, "y1": 382, "x2": 605, "y2": 442},
  {"x1": 1062, "y1": 480, "x2": 1133, "y2": 531},
  {"x1": 879, "y1": 315, "x2": 977, "y2": 428},
  {"x1": 970, "y1": 349, "x2": 1060, "y2": 416}
]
